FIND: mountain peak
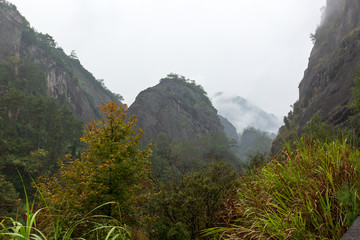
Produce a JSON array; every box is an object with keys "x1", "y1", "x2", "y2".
[{"x1": 129, "y1": 74, "x2": 224, "y2": 143}]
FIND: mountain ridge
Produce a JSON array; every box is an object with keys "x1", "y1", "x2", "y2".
[{"x1": 0, "y1": 1, "x2": 120, "y2": 123}]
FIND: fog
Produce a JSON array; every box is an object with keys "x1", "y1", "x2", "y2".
[
  {"x1": 10, "y1": 0, "x2": 326, "y2": 118},
  {"x1": 212, "y1": 92, "x2": 282, "y2": 134}
]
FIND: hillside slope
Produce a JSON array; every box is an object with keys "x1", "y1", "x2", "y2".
[{"x1": 0, "y1": 1, "x2": 120, "y2": 123}]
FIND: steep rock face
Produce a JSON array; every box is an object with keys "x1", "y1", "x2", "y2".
[
  {"x1": 219, "y1": 115, "x2": 239, "y2": 143},
  {"x1": 128, "y1": 75, "x2": 225, "y2": 143},
  {"x1": 0, "y1": 1, "x2": 119, "y2": 123},
  {"x1": 0, "y1": 2, "x2": 23, "y2": 60},
  {"x1": 297, "y1": 0, "x2": 360, "y2": 128}
]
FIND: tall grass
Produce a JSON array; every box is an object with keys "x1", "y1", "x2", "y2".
[
  {"x1": 0, "y1": 175, "x2": 131, "y2": 240},
  {"x1": 205, "y1": 137, "x2": 360, "y2": 239}
]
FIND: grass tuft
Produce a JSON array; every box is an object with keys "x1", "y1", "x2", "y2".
[
  {"x1": 0, "y1": 174, "x2": 131, "y2": 239},
  {"x1": 206, "y1": 136, "x2": 360, "y2": 239}
]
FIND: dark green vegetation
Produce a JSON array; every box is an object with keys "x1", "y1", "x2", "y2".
[
  {"x1": 236, "y1": 127, "x2": 274, "y2": 162},
  {"x1": 0, "y1": 0, "x2": 122, "y2": 224},
  {"x1": 35, "y1": 102, "x2": 152, "y2": 238},
  {"x1": 149, "y1": 161, "x2": 237, "y2": 240},
  {"x1": 3, "y1": 0, "x2": 360, "y2": 238},
  {"x1": 6, "y1": 94, "x2": 360, "y2": 239},
  {"x1": 1, "y1": 174, "x2": 130, "y2": 239},
  {"x1": 207, "y1": 136, "x2": 360, "y2": 239},
  {"x1": 201, "y1": 69, "x2": 360, "y2": 237},
  {"x1": 0, "y1": 57, "x2": 83, "y2": 215},
  {"x1": 160, "y1": 73, "x2": 213, "y2": 109},
  {"x1": 151, "y1": 132, "x2": 240, "y2": 182},
  {"x1": 0, "y1": 0, "x2": 121, "y2": 123},
  {"x1": 0, "y1": 100, "x2": 239, "y2": 239},
  {"x1": 205, "y1": 64, "x2": 360, "y2": 239}
]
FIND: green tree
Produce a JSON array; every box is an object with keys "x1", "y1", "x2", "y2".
[
  {"x1": 0, "y1": 58, "x2": 83, "y2": 199},
  {"x1": 150, "y1": 161, "x2": 238, "y2": 239},
  {"x1": 151, "y1": 132, "x2": 240, "y2": 184},
  {"x1": 38, "y1": 101, "x2": 153, "y2": 230},
  {"x1": 0, "y1": 173, "x2": 19, "y2": 218},
  {"x1": 349, "y1": 65, "x2": 360, "y2": 118}
]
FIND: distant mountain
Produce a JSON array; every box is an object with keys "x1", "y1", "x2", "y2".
[
  {"x1": 218, "y1": 114, "x2": 275, "y2": 161},
  {"x1": 212, "y1": 92, "x2": 281, "y2": 134}
]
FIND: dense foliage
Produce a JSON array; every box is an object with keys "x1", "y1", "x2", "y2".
[
  {"x1": 150, "y1": 161, "x2": 238, "y2": 240},
  {"x1": 236, "y1": 127, "x2": 273, "y2": 162},
  {"x1": 160, "y1": 74, "x2": 214, "y2": 110},
  {"x1": 37, "y1": 101, "x2": 152, "y2": 237},
  {"x1": 207, "y1": 137, "x2": 360, "y2": 239},
  {"x1": 151, "y1": 132, "x2": 240, "y2": 183},
  {"x1": 147, "y1": 131, "x2": 240, "y2": 239},
  {"x1": 0, "y1": 57, "x2": 83, "y2": 213},
  {"x1": 203, "y1": 68, "x2": 360, "y2": 239}
]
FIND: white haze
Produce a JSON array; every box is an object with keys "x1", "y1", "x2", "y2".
[
  {"x1": 10, "y1": 0, "x2": 326, "y2": 118},
  {"x1": 212, "y1": 92, "x2": 282, "y2": 134}
]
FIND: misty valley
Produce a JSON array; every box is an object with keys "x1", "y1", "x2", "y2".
[{"x1": 2, "y1": 0, "x2": 360, "y2": 239}]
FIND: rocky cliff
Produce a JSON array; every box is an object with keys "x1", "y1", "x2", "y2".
[
  {"x1": 219, "y1": 115, "x2": 239, "y2": 143},
  {"x1": 128, "y1": 74, "x2": 225, "y2": 143},
  {"x1": 0, "y1": 1, "x2": 120, "y2": 123},
  {"x1": 272, "y1": 0, "x2": 360, "y2": 152},
  {"x1": 297, "y1": 0, "x2": 360, "y2": 128}
]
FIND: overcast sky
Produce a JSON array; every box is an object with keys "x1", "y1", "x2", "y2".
[{"x1": 10, "y1": 0, "x2": 326, "y2": 118}]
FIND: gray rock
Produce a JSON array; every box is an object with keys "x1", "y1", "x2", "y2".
[
  {"x1": 219, "y1": 115, "x2": 239, "y2": 143},
  {"x1": 128, "y1": 75, "x2": 225, "y2": 143},
  {"x1": 272, "y1": 0, "x2": 360, "y2": 152},
  {"x1": 341, "y1": 217, "x2": 360, "y2": 240},
  {"x1": 297, "y1": 0, "x2": 360, "y2": 129},
  {"x1": 0, "y1": 2, "x2": 119, "y2": 123}
]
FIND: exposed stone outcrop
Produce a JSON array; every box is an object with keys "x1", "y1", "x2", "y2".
[
  {"x1": 128, "y1": 75, "x2": 225, "y2": 143},
  {"x1": 0, "y1": 2, "x2": 23, "y2": 60},
  {"x1": 272, "y1": 0, "x2": 360, "y2": 153},
  {"x1": 297, "y1": 0, "x2": 360, "y2": 128},
  {"x1": 0, "y1": 1, "x2": 119, "y2": 123},
  {"x1": 219, "y1": 115, "x2": 239, "y2": 143}
]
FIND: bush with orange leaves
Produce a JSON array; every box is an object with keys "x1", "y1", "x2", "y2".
[{"x1": 37, "y1": 101, "x2": 153, "y2": 236}]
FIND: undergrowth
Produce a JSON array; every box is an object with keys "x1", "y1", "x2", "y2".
[
  {"x1": 0, "y1": 175, "x2": 130, "y2": 240},
  {"x1": 205, "y1": 136, "x2": 360, "y2": 239}
]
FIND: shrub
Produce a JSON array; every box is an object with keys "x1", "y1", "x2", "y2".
[{"x1": 206, "y1": 137, "x2": 360, "y2": 239}]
